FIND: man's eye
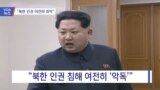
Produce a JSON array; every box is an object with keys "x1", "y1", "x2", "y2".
[
  {"x1": 72, "y1": 31, "x2": 78, "y2": 34},
  {"x1": 60, "y1": 32, "x2": 66, "y2": 34}
]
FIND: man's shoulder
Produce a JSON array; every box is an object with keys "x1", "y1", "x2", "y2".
[{"x1": 91, "y1": 44, "x2": 115, "y2": 51}]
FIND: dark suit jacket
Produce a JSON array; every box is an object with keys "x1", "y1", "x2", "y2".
[{"x1": 27, "y1": 44, "x2": 132, "y2": 90}]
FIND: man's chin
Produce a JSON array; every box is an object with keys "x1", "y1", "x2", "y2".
[{"x1": 64, "y1": 48, "x2": 78, "y2": 53}]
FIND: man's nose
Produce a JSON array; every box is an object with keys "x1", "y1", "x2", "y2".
[{"x1": 65, "y1": 33, "x2": 72, "y2": 40}]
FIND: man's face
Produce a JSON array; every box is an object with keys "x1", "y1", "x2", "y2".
[{"x1": 58, "y1": 19, "x2": 92, "y2": 53}]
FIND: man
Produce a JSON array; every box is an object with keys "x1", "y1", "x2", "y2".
[{"x1": 27, "y1": 10, "x2": 132, "y2": 90}]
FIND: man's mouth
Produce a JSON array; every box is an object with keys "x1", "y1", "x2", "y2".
[{"x1": 65, "y1": 43, "x2": 74, "y2": 47}]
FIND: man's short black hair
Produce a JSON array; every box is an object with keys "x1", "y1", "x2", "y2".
[{"x1": 55, "y1": 10, "x2": 91, "y2": 29}]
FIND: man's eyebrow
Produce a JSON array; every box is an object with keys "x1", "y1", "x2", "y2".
[{"x1": 60, "y1": 28, "x2": 76, "y2": 31}]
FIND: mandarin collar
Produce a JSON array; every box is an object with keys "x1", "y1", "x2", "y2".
[
  {"x1": 62, "y1": 43, "x2": 93, "y2": 62},
  {"x1": 79, "y1": 43, "x2": 93, "y2": 61}
]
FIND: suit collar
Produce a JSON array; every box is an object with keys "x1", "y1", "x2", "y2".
[
  {"x1": 79, "y1": 43, "x2": 93, "y2": 61},
  {"x1": 62, "y1": 43, "x2": 93, "y2": 62}
]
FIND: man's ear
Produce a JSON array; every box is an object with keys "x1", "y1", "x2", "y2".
[{"x1": 88, "y1": 29, "x2": 93, "y2": 35}]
